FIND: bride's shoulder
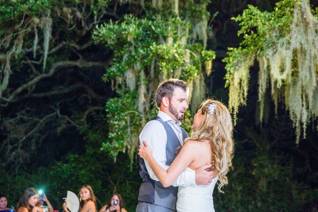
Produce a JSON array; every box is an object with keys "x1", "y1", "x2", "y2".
[
  {"x1": 184, "y1": 139, "x2": 211, "y2": 149},
  {"x1": 185, "y1": 138, "x2": 209, "y2": 144},
  {"x1": 183, "y1": 139, "x2": 202, "y2": 148}
]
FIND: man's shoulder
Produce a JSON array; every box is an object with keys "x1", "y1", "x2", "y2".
[
  {"x1": 140, "y1": 119, "x2": 166, "y2": 139},
  {"x1": 143, "y1": 118, "x2": 164, "y2": 130}
]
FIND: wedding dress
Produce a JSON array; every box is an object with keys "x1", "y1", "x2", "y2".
[{"x1": 176, "y1": 168, "x2": 218, "y2": 212}]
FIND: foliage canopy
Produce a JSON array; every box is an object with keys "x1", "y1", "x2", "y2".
[
  {"x1": 224, "y1": 0, "x2": 318, "y2": 143},
  {"x1": 93, "y1": 1, "x2": 215, "y2": 161}
]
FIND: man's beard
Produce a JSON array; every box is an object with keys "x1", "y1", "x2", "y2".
[{"x1": 169, "y1": 103, "x2": 184, "y2": 121}]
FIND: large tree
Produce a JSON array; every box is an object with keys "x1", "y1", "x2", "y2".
[{"x1": 0, "y1": 0, "x2": 113, "y2": 170}]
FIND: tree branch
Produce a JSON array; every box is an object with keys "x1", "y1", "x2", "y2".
[{"x1": 1, "y1": 59, "x2": 108, "y2": 103}]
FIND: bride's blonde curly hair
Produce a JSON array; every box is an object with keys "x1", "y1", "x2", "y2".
[{"x1": 189, "y1": 99, "x2": 234, "y2": 192}]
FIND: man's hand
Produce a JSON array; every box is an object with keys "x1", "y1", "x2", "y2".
[
  {"x1": 195, "y1": 164, "x2": 217, "y2": 185},
  {"x1": 138, "y1": 141, "x2": 152, "y2": 161}
]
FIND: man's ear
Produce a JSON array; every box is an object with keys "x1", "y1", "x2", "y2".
[{"x1": 161, "y1": 96, "x2": 170, "y2": 107}]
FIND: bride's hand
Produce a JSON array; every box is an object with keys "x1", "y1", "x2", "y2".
[{"x1": 138, "y1": 141, "x2": 151, "y2": 160}]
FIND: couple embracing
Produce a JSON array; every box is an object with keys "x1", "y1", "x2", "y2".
[{"x1": 136, "y1": 79, "x2": 234, "y2": 212}]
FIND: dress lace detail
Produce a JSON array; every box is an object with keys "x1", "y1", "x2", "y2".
[{"x1": 176, "y1": 168, "x2": 217, "y2": 212}]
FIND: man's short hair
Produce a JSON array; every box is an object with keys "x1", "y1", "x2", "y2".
[{"x1": 155, "y1": 79, "x2": 187, "y2": 107}]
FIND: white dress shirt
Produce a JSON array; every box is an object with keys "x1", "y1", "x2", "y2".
[{"x1": 139, "y1": 111, "x2": 195, "y2": 186}]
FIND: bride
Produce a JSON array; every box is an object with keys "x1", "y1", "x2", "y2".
[{"x1": 138, "y1": 99, "x2": 234, "y2": 212}]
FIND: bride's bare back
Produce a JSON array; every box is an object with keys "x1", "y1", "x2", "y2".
[
  {"x1": 187, "y1": 140, "x2": 212, "y2": 170},
  {"x1": 138, "y1": 138, "x2": 213, "y2": 187}
]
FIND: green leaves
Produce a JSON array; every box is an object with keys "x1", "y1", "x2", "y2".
[
  {"x1": 102, "y1": 92, "x2": 142, "y2": 160},
  {"x1": 224, "y1": 0, "x2": 318, "y2": 142},
  {"x1": 94, "y1": 3, "x2": 215, "y2": 161},
  {"x1": 0, "y1": 0, "x2": 51, "y2": 22},
  {"x1": 201, "y1": 50, "x2": 215, "y2": 61},
  {"x1": 224, "y1": 0, "x2": 296, "y2": 107}
]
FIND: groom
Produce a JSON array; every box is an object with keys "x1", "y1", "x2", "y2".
[{"x1": 136, "y1": 79, "x2": 215, "y2": 212}]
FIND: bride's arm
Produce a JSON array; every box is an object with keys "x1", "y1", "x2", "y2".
[{"x1": 139, "y1": 141, "x2": 195, "y2": 187}]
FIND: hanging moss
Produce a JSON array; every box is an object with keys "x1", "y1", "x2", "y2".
[
  {"x1": 0, "y1": 0, "x2": 111, "y2": 92},
  {"x1": 224, "y1": 0, "x2": 318, "y2": 143},
  {"x1": 190, "y1": 73, "x2": 206, "y2": 112},
  {"x1": 41, "y1": 15, "x2": 52, "y2": 71}
]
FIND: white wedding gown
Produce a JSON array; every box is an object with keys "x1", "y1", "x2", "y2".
[{"x1": 176, "y1": 168, "x2": 218, "y2": 212}]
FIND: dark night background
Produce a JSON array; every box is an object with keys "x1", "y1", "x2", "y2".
[{"x1": 0, "y1": 0, "x2": 317, "y2": 211}]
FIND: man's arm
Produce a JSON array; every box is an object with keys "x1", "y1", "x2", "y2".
[
  {"x1": 139, "y1": 120, "x2": 168, "y2": 181},
  {"x1": 139, "y1": 120, "x2": 216, "y2": 186},
  {"x1": 139, "y1": 141, "x2": 195, "y2": 187},
  {"x1": 139, "y1": 120, "x2": 192, "y2": 186}
]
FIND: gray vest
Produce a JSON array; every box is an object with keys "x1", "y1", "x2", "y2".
[{"x1": 138, "y1": 117, "x2": 188, "y2": 210}]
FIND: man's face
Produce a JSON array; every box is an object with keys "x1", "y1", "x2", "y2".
[
  {"x1": 0, "y1": 197, "x2": 7, "y2": 209},
  {"x1": 168, "y1": 87, "x2": 188, "y2": 121}
]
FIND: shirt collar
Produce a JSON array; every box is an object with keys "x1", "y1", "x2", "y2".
[{"x1": 158, "y1": 111, "x2": 181, "y2": 126}]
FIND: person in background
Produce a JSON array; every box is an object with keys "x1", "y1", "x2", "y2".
[
  {"x1": 99, "y1": 194, "x2": 127, "y2": 212},
  {"x1": 16, "y1": 188, "x2": 42, "y2": 212},
  {"x1": 0, "y1": 194, "x2": 10, "y2": 211},
  {"x1": 63, "y1": 185, "x2": 96, "y2": 212},
  {"x1": 37, "y1": 193, "x2": 53, "y2": 212}
]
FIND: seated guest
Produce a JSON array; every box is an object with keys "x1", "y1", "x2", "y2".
[{"x1": 99, "y1": 194, "x2": 127, "y2": 212}]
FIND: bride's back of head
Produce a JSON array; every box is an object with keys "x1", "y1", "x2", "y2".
[{"x1": 190, "y1": 99, "x2": 234, "y2": 192}]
